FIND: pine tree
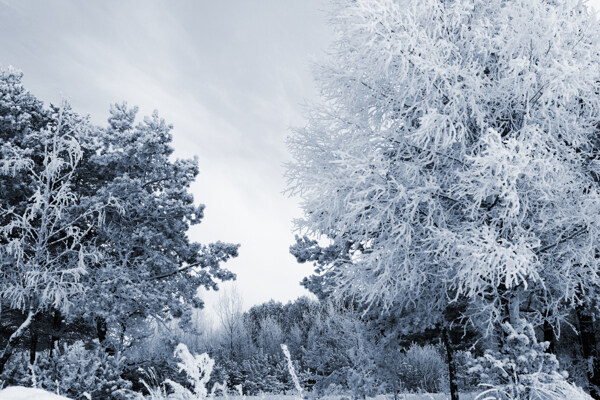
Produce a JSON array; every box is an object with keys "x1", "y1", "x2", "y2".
[{"x1": 0, "y1": 70, "x2": 239, "y2": 373}]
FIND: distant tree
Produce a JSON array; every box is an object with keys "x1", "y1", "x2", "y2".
[
  {"x1": 243, "y1": 300, "x2": 285, "y2": 346},
  {"x1": 257, "y1": 316, "x2": 284, "y2": 356},
  {"x1": 281, "y1": 296, "x2": 321, "y2": 360},
  {"x1": 300, "y1": 301, "x2": 376, "y2": 395},
  {"x1": 216, "y1": 286, "x2": 245, "y2": 361},
  {"x1": 287, "y1": 0, "x2": 600, "y2": 396}
]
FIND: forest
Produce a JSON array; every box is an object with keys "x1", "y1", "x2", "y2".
[{"x1": 3, "y1": 0, "x2": 600, "y2": 399}]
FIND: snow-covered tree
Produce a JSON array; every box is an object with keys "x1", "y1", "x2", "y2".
[
  {"x1": 215, "y1": 286, "x2": 245, "y2": 361},
  {"x1": 76, "y1": 102, "x2": 239, "y2": 345},
  {"x1": 257, "y1": 316, "x2": 284, "y2": 357},
  {"x1": 0, "y1": 109, "x2": 108, "y2": 373},
  {"x1": 0, "y1": 69, "x2": 239, "y2": 374},
  {"x1": 287, "y1": 0, "x2": 600, "y2": 393}
]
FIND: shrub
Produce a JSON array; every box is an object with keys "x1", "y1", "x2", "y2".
[
  {"x1": 241, "y1": 354, "x2": 288, "y2": 395},
  {"x1": 163, "y1": 344, "x2": 215, "y2": 400},
  {"x1": 398, "y1": 343, "x2": 447, "y2": 393},
  {"x1": 0, "y1": 351, "x2": 33, "y2": 388},
  {"x1": 33, "y1": 340, "x2": 132, "y2": 399},
  {"x1": 469, "y1": 322, "x2": 592, "y2": 400},
  {"x1": 140, "y1": 343, "x2": 221, "y2": 400}
]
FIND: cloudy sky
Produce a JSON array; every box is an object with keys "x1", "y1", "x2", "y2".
[{"x1": 0, "y1": 0, "x2": 333, "y2": 314}]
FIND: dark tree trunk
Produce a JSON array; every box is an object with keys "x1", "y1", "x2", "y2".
[
  {"x1": 577, "y1": 308, "x2": 600, "y2": 399},
  {"x1": 442, "y1": 327, "x2": 459, "y2": 400},
  {"x1": 49, "y1": 309, "x2": 61, "y2": 357},
  {"x1": 120, "y1": 322, "x2": 126, "y2": 346},
  {"x1": 97, "y1": 318, "x2": 116, "y2": 355},
  {"x1": 496, "y1": 284, "x2": 512, "y2": 348},
  {"x1": 96, "y1": 318, "x2": 107, "y2": 343},
  {"x1": 0, "y1": 308, "x2": 35, "y2": 374},
  {"x1": 29, "y1": 328, "x2": 38, "y2": 365},
  {"x1": 543, "y1": 319, "x2": 555, "y2": 354}
]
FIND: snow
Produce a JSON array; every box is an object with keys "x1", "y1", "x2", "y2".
[{"x1": 0, "y1": 387, "x2": 71, "y2": 400}]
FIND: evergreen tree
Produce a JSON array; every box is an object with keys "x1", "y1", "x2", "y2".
[{"x1": 0, "y1": 69, "x2": 239, "y2": 374}]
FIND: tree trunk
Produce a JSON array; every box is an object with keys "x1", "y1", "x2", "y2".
[
  {"x1": 0, "y1": 308, "x2": 35, "y2": 374},
  {"x1": 29, "y1": 328, "x2": 37, "y2": 365},
  {"x1": 495, "y1": 290, "x2": 522, "y2": 349},
  {"x1": 508, "y1": 292, "x2": 521, "y2": 328},
  {"x1": 442, "y1": 327, "x2": 459, "y2": 400},
  {"x1": 497, "y1": 284, "x2": 514, "y2": 349},
  {"x1": 96, "y1": 317, "x2": 107, "y2": 343},
  {"x1": 50, "y1": 309, "x2": 61, "y2": 357},
  {"x1": 120, "y1": 322, "x2": 126, "y2": 347},
  {"x1": 97, "y1": 318, "x2": 117, "y2": 355},
  {"x1": 577, "y1": 308, "x2": 600, "y2": 399},
  {"x1": 543, "y1": 319, "x2": 555, "y2": 354}
]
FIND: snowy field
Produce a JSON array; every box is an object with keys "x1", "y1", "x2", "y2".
[
  {"x1": 245, "y1": 395, "x2": 478, "y2": 400},
  {"x1": 0, "y1": 387, "x2": 71, "y2": 400},
  {"x1": 0, "y1": 388, "x2": 478, "y2": 400}
]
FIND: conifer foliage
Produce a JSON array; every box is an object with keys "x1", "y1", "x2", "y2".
[{"x1": 0, "y1": 68, "x2": 239, "y2": 375}]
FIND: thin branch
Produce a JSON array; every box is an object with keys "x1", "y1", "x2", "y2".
[
  {"x1": 536, "y1": 226, "x2": 587, "y2": 255},
  {"x1": 149, "y1": 261, "x2": 203, "y2": 281},
  {"x1": 142, "y1": 177, "x2": 170, "y2": 189}
]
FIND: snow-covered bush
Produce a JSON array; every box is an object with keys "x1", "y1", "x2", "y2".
[
  {"x1": 398, "y1": 343, "x2": 446, "y2": 393},
  {"x1": 347, "y1": 369, "x2": 378, "y2": 399},
  {"x1": 239, "y1": 353, "x2": 288, "y2": 395},
  {"x1": 469, "y1": 322, "x2": 591, "y2": 400},
  {"x1": 140, "y1": 343, "x2": 222, "y2": 400},
  {"x1": 33, "y1": 341, "x2": 132, "y2": 400},
  {"x1": 454, "y1": 349, "x2": 482, "y2": 392},
  {"x1": 162, "y1": 344, "x2": 214, "y2": 400},
  {"x1": 0, "y1": 351, "x2": 33, "y2": 388},
  {"x1": 476, "y1": 374, "x2": 594, "y2": 400}
]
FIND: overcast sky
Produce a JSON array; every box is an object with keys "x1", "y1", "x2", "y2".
[
  {"x1": 0, "y1": 0, "x2": 334, "y2": 315},
  {"x1": 2, "y1": 0, "x2": 600, "y2": 317}
]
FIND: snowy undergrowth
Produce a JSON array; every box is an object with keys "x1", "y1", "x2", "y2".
[
  {"x1": 477, "y1": 375, "x2": 593, "y2": 400},
  {"x1": 140, "y1": 344, "x2": 220, "y2": 400},
  {"x1": 141, "y1": 343, "x2": 304, "y2": 400},
  {"x1": 470, "y1": 323, "x2": 592, "y2": 400}
]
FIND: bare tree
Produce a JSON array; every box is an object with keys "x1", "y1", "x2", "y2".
[{"x1": 215, "y1": 285, "x2": 244, "y2": 360}]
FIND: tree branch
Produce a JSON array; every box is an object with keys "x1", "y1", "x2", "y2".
[
  {"x1": 149, "y1": 261, "x2": 203, "y2": 281},
  {"x1": 536, "y1": 226, "x2": 587, "y2": 255}
]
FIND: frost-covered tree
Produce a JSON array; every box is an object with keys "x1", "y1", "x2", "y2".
[
  {"x1": 287, "y1": 0, "x2": 600, "y2": 393},
  {"x1": 0, "y1": 69, "x2": 239, "y2": 373},
  {"x1": 0, "y1": 110, "x2": 108, "y2": 373},
  {"x1": 76, "y1": 102, "x2": 239, "y2": 345},
  {"x1": 214, "y1": 287, "x2": 244, "y2": 359},
  {"x1": 257, "y1": 316, "x2": 284, "y2": 357}
]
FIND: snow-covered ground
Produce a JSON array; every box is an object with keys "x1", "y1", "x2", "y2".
[{"x1": 0, "y1": 387, "x2": 71, "y2": 400}]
